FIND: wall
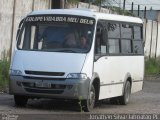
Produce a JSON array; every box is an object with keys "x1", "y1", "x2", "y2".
[
  {"x1": 66, "y1": 2, "x2": 112, "y2": 13},
  {"x1": 0, "y1": 0, "x2": 14, "y2": 58},
  {"x1": 144, "y1": 20, "x2": 160, "y2": 58},
  {"x1": 0, "y1": 0, "x2": 51, "y2": 59},
  {"x1": 0, "y1": 1, "x2": 160, "y2": 59}
]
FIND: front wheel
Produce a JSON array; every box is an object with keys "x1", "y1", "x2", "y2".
[
  {"x1": 81, "y1": 85, "x2": 95, "y2": 112},
  {"x1": 14, "y1": 95, "x2": 28, "y2": 107},
  {"x1": 119, "y1": 81, "x2": 131, "y2": 105}
]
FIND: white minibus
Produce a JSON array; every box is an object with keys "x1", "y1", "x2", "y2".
[{"x1": 9, "y1": 9, "x2": 144, "y2": 112}]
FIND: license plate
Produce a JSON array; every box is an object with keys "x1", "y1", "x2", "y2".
[{"x1": 35, "y1": 82, "x2": 51, "y2": 88}]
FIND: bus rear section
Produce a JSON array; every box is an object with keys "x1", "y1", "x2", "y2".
[{"x1": 94, "y1": 18, "x2": 144, "y2": 104}]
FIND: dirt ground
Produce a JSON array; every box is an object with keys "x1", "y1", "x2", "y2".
[{"x1": 0, "y1": 78, "x2": 160, "y2": 120}]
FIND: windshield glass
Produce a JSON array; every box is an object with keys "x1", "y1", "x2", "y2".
[{"x1": 17, "y1": 15, "x2": 95, "y2": 53}]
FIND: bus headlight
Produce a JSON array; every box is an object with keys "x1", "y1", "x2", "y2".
[
  {"x1": 10, "y1": 69, "x2": 22, "y2": 76},
  {"x1": 66, "y1": 73, "x2": 87, "y2": 79}
]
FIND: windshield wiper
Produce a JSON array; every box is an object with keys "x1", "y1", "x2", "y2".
[{"x1": 56, "y1": 49, "x2": 77, "y2": 53}]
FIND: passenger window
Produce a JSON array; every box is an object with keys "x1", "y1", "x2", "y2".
[
  {"x1": 133, "y1": 26, "x2": 142, "y2": 40},
  {"x1": 108, "y1": 23, "x2": 120, "y2": 38},
  {"x1": 108, "y1": 23, "x2": 120, "y2": 54},
  {"x1": 133, "y1": 25, "x2": 143, "y2": 54},
  {"x1": 121, "y1": 24, "x2": 133, "y2": 54},
  {"x1": 121, "y1": 24, "x2": 132, "y2": 39},
  {"x1": 133, "y1": 41, "x2": 143, "y2": 54},
  {"x1": 121, "y1": 39, "x2": 132, "y2": 53},
  {"x1": 108, "y1": 39, "x2": 120, "y2": 54}
]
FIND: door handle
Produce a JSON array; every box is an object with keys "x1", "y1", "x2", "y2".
[{"x1": 105, "y1": 56, "x2": 108, "y2": 59}]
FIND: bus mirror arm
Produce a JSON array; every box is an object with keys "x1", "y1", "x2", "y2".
[
  {"x1": 16, "y1": 19, "x2": 24, "y2": 41},
  {"x1": 16, "y1": 29, "x2": 20, "y2": 41},
  {"x1": 143, "y1": 40, "x2": 145, "y2": 47}
]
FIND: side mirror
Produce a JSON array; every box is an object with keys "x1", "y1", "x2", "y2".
[
  {"x1": 16, "y1": 19, "x2": 24, "y2": 41},
  {"x1": 101, "y1": 29, "x2": 107, "y2": 44},
  {"x1": 16, "y1": 28, "x2": 20, "y2": 40}
]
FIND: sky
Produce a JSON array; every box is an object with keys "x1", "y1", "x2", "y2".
[{"x1": 104, "y1": 0, "x2": 160, "y2": 10}]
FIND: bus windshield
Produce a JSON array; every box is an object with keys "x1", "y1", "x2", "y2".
[{"x1": 17, "y1": 15, "x2": 95, "y2": 53}]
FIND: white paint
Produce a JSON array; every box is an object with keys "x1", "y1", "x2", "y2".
[
  {"x1": 11, "y1": 50, "x2": 86, "y2": 78},
  {"x1": 95, "y1": 56, "x2": 144, "y2": 100}
]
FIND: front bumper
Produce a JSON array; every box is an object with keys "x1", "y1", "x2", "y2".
[{"x1": 9, "y1": 75, "x2": 90, "y2": 100}]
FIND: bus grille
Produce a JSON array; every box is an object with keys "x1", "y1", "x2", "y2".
[
  {"x1": 24, "y1": 88, "x2": 64, "y2": 94},
  {"x1": 25, "y1": 70, "x2": 65, "y2": 76},
  {"x1": 23, "y1": 76, "x2": 66, "y2": 80}
]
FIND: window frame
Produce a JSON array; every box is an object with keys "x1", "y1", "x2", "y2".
[
  {"x1": 94, "y1": 19, "x2": 144, "y2": 60},
  {"x1": 17, "y1": 15, "x2": 96, "y2": 53}
]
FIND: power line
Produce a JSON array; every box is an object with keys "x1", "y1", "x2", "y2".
[
  {"x1": 112, "y1": 3, "x2": 160, "y2": 6},
  {"x1": 104, "y1": 0, "x2": 160, "y2": 11},
  {"x1": 124, "y1": 0, "x2": 138, "y2": 10}
]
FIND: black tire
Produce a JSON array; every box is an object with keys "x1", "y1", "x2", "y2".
[
  {"x1": 119, "y1": 81, "x2": 131, "y2": 105},
  {"x1": 110, "y1": 97, "x2": 119, "y2": 105},
  {"x1": 81, "y1": 85, "x2": 95, "y2": 112},
  {"x1": 14, "y1": 95, "x2": 28, "y2": 107}
]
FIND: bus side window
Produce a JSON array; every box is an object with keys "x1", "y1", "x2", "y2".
[
  {"x1": 108, "y1": 23, "x2": 121, "y2": 54},
  {"x1": 133, "y1": 26, "x2": 143, "y2": 54}
]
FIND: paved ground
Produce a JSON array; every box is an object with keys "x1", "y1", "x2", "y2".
[{"x1": 0, "y1": 79, "x2": 160, "y2": 120}]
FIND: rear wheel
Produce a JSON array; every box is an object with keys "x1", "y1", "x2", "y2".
[
  {"x1": 14, "y1": 95, "x2": 28, "y2": 107},
  {"x1": 82, "y1": 85, "x2": 95, "y2": 112},
  {"x1": 119, "y1": 81, "x2": 131, "y2": 105},
  {"x1": 110, "y1": 97, "x2": 119, "y2": 104}
]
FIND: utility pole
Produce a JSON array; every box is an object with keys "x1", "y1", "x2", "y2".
[
  {"x1": 149, "y1": 20, "x2": 154, "y2": 59},
  {"x1": 99, "y1": 0, "x2": 102, "y2": 12},
  {"x1": 119, "y1": 0, "x2": 121, "y2": 8},
  {"x1": 144, "y1": 6, "x2": 147, "y2": 19},
  {"x1": 10, "y1": 0, "x2": 16, "y2": 61},
  {"x1": 138, "y1": 5, "x2": 140, "y2": 17},
  {"x1": 155, "y1": 21, "x2": 159, "y2": 58},
  {"x1": 143, "y1": 6, "x2": 147, "y2": 47},
  {"x1": 131, "y1": 2, "x2": 134, "y2": 13},
  {"x1": 123, "y1": 0, "x2": 126, "y2": 11},
  {"x1": 88, "y1": 0, "x2": 91, "y2": 8}
]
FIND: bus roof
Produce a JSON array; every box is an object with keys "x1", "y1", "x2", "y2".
[{"x1": 29, "y1": 9, "x2": 143, "y2": 24}]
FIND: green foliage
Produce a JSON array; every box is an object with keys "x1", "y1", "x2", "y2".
[
  {"x1": 67, "y1": 0, "x2": 101, "y2": 5},
  {"x1": 93, "y1": 0, "x2": 101, "y2": 5},
  {"x1": 67, "y1": 0, "x2": 80, "y2": 4},
  {"x1": 0, "y1": 51, "x2": 10, "y2": 90},
  {"x1": 145, "y1": 58, "x2": 160, "y2": 75}
]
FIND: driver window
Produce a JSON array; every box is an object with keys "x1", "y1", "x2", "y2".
[{"x1": 95, "y1": 20, "x2": 107, "y2": 56}]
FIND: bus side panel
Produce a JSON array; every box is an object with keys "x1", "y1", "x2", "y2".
[
  {"x1": 99, "y1": 84, "x2": 124, "y2": 100},
  {"x1": 94, "y1": 56, "x2": 144, "y2": 100},
  {"x1": 94, "y1": 56, "x2": 112, "y2": 99}
]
